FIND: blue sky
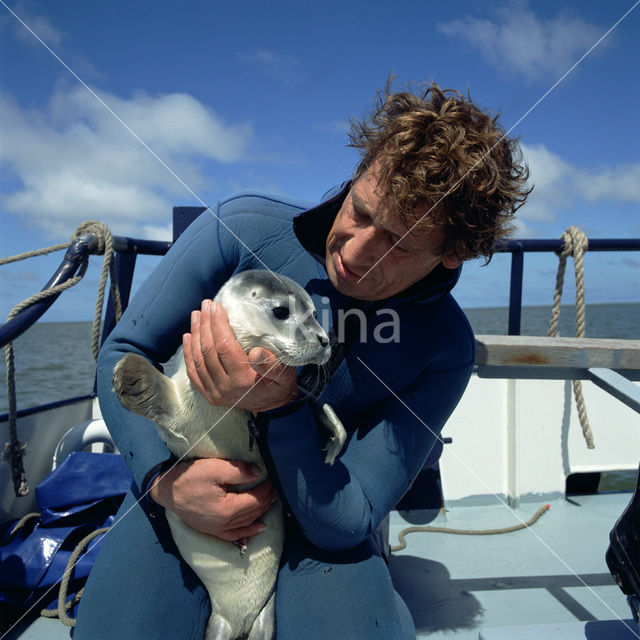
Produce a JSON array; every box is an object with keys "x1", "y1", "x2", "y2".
[{"x1": 1, "y1": 0, "x2": 639, "y2": 322}]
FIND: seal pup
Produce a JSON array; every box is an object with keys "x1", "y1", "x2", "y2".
[{"x1": 113, "y1": 270, "x2": 346, "y2": 640}]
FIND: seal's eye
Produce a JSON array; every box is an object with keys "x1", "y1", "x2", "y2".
[{"x1": 272, "y1": 306, "x2": 290, "y2": 320}]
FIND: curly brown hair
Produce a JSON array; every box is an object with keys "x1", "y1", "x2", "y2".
[{"x1": 348, "y1": 82, "x2": 532, "y2": 262}]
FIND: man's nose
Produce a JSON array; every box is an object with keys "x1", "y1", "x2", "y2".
[{"x1": 346, "y1": 228, "x2": 384, "y2": 265}]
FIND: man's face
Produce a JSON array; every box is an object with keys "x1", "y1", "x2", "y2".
[{"x1": 325, "y1": 164, "x2": 461, "y2": 301}]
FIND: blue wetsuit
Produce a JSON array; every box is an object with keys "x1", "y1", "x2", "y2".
[{"x1": 75, "y1": 183, "x2": 474, "y2": 639}]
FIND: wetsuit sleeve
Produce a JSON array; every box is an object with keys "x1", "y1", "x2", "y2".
[
  {"x1": 96, "y1": 207, "x2": 236, "y2": 492},
  {"x1": 264, "y1": 361, "x2": 473, "y2": 551}
]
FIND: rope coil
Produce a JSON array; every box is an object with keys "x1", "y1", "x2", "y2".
[
  {"x1": 548, "y1": 226, "x2": 594, "y2": 449},
  {"x1": 2, "y1": 221, "x2": 123, "y2": 496}
]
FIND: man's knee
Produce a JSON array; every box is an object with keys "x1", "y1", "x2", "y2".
[{"x1": 276, "y1": 528, "x2": 414, "y2": 639}]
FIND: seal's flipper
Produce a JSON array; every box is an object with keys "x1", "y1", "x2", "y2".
[
  {"x1": 247, "y1": 592, "x2": 276, "y2": 640},
  {"x1": 113, "y1": 353, "x2": 180, "y2": 430},
  {"x1": 204, "y1": 612, "x2": 234, "y2": 640},
  {"x1": 306, "y1": 396, "x2": 347, "y2": 465},
  {"x1": 319, "y1": 402, "x2": 347, "y2": 465}
]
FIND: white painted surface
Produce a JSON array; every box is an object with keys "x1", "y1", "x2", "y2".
[{"x1": 439, "y1": 374, "x2": 640, "y2": 505}]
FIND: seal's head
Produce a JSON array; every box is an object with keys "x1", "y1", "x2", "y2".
[{"x1": 214, "y1": 270, "x2": 331, "y2": 367}]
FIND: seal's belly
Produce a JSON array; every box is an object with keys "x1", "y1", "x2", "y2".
[{"x1": 166, "y1": 501, "x2": 283, "y2": 633}]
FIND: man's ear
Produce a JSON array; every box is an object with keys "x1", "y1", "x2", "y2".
[{"x1": 441, "y1": 255, "x2": 463, "y2": 270}]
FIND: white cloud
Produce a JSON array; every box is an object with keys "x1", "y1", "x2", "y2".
[
  {"x1": 0, "y1": 87, "x2": 255, "y2": 240},
  {"x1": 237, "y1": 48, "x2": 303, "y2": 84},
  {"x1": 139, "y1": 223, "x2": 174, "y2": 243},
  {"x1": 4, "y1": 3, "x2": 105, "y2": 81},
  {"x1": 517, "y1": 144, "x2": 574, "y2": 223},
  {"x1": 437, "y1": 1, "x2": 603, "y2": 81},
  {"x1": 10, "y1": 3, "x2": 65, "y2": 48},
  {"x1": 315, "y1": 120, "x2": 351, "y2": 135},
  {"x1": 575, "y1": 164, "x2": 640, "y2": 203},
  {"x1": 515, "y1": 143, "x2": 640, "y2": 235}
]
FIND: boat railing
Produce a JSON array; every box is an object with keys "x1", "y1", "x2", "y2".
[
  {"x1": 496, "y1": 237, "x2": 640, "y2": 336},
  {"x1": 474, "y1": 334, "x2": 640, "y2": 412},
  {"x1": 1, "y1": 218, "x2": 638, "y2": 510},
  {"x1": 476, "y1": 235, "x2": 640, "y2": 419},
  {"x1": 0, "y1": 234, "x2": 171, "y2": 350},
  {"x1": 1, "y1": 213, "x2": 638, "y2": 414},
  {"x1": 441, "y1": 334, "x2": 640, "y2": 506}
]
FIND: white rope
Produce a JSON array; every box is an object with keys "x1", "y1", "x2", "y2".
[{"x1": 548, "y1": 226, "x2": 594, "y2": 449}]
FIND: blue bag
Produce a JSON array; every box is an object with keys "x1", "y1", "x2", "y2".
[{"x1": 0, "y1": 451, "x2": 132, "y2": 624}]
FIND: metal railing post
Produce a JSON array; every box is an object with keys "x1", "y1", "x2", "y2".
[{"x1": 508, "y1": 246, "x2": 524, "y2": 336}]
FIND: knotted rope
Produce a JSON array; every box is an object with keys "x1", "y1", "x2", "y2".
[
  {"x1": 72, "y1": 221, "x2": 123, "y2": 360},
  {"x1": 547, "y1": 226, "x2": 594, "y2": 449},
  {"x1": 2, "y1": 221, "x2": 122, "y2": 496}
]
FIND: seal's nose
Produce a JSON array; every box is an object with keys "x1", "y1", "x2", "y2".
[{"x1": 318, "y1": 334, "x2": 329, "y2": 348}]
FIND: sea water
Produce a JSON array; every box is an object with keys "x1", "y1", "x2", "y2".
[{"x1": 1, "y1": 303, "x2": 638, "y2": 415}]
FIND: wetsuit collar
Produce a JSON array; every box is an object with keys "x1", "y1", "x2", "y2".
[{"x1": 292, "y1": 181, "x2": 349, "y2": 263}]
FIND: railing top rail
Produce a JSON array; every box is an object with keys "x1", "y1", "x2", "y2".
[
  {"x1": 111, "y1": 236, "x2": 171, "y2": 255},
  {"x1": 475, "y1": 334, "x2": 640, "y2": 383},
  {"x1": 102, "y1": 233, "x2": 640, "y2": 257},
  {"x1": 496, "y1": 238, "x2": 640, "y2": 253},
  {"x1": 475, "y1": 334, "x2": 640, "y2": 369}
]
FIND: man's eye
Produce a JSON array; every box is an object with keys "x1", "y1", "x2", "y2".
[
  {"x1": 272, "y1": 306, "x2": 290, "y2": 320},
  {"x1": 388, "y1": 233, "x2": 409, "y2": 253}
]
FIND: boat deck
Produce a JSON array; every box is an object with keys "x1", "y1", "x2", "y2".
[
  {"x1": 4, "y1": 493, "x2": 638, "y2": 639},
  {"x1": 389, "y1": 493, "x2": 638, "y2": 639}
]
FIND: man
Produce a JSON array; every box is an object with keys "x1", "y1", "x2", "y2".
[{"x1": 75, "y1": 83, "x2": 530, "y2": 638}]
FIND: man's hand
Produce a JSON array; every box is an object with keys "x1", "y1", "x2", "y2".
[
  {"x1": 183, "y1": 299, "x2": 298, "y2": 412},
  {"x1": 149, "y1": 458, "x2": 277, "y2": 540}
]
